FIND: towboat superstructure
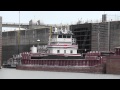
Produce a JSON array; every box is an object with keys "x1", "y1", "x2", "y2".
[{"x1": 47, "y1": 26, "x2": 81, "y2": 56}]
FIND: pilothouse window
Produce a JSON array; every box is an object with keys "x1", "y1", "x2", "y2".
[
  {"x1": 58, "y1": 35, "x2": 62, "y2": 38},
  {"x1": 63, "y1": 35, "x2": 66, "y2": 38},
  {"x1": 67, "y1": 35, "x2": 71, "y2": 38},
  {"x1": 57, "y1": 50, "x2": 60, "y2": 53},
  {"x1": 64, "y1": 50, "x2": 66, "y2": 54},
  {"x1": 70, "y1": 50, "x2": 73, "y2": 54}
]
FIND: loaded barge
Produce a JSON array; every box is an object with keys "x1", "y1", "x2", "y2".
[{"x1": 4, "y1": 26, "x2": 117, "y2": 73}]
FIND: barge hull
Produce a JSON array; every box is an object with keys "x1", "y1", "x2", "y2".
[{"x1": 16, "y1": 64, "x2": 106, "y2": 74}]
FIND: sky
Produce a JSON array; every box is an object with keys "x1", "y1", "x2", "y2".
[{"x1": 0, "y1": 11, "x2": 120, "y2": 30}]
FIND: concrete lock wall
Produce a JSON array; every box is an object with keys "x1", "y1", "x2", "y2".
[
  {"x1": 0, "y1": 17, "x2": 2, "y2": 68},
  {"x1": 70, "y1": 21, "x2": 120, "y2": 53},
  {"x1": 70, "y1": 23, "x2": 92, "y2": 53},
  {"x1": 92, "y1": 21, "x2": 120, "y2": 52},
  {"x1": 2, "y1": 28, "x2": 50, "y2": 63},
  {"x1": 91, "y1": 23, "x2": 109, "y2": 51}
]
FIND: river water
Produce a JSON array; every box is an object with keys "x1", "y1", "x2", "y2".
[{"x1": 0, "y1": 68, "x2": 120, "y2": 79}]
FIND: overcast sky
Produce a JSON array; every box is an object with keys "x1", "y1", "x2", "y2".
[
  {"x1": 0, "y1": 11, "x2": 120, "y2": 24},
  {"x1": 0, "y1": 11, "x2": 120, "y2": 30}
]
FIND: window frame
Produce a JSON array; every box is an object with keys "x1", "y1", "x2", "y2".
[
  {"x1": 70, "y1": 50, "x2": 73, "y2": 54},
  {"x1": 57, "y1": 50, "x2": 60, "y2": 53},
  {"x1": 58, "y1": 35, "x2": 62, "y2": 38},
  {"x1": 64, "y1": 50, "x2": 66, "y2": 54},
  {"x1": 63, "y1": 35, "x2": 66, "y2": 38},
  {"x1": 67, "y1": 35, "x2": 71, "y2": 38}
]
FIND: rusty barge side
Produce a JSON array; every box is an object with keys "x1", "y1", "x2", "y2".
[
  {"x1": 16, "y1": 51, "x2": 107, "y2": 73},
  {"x1": 17, "y1": 64, "x2": 105, "y2": 74}
]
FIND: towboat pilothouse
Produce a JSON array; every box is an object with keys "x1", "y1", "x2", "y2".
[{"x1": 47, "y1": 26, "x2": 82, "y2": 57}]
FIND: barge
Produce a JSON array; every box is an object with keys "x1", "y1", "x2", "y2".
[{"x1": 4, "y1": 26, "x2": 117, "y2": 73}]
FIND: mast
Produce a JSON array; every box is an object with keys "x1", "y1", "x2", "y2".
[
  {"x1": 49, "y1": 26, "x2": 52, "y2": 45},
  {"x1": 108, "y1": 21, "x2": 110, "y2": 51},
  {"x1": 98, "y1": 23, "x2": 100, "y2": 51},
  {"x1": 18, "y1": 11, "x2": 20, "y2": 54}
]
